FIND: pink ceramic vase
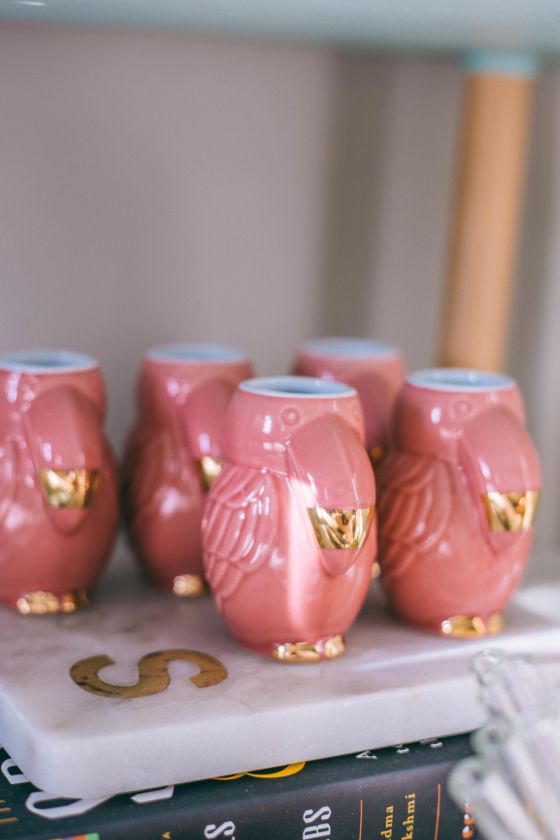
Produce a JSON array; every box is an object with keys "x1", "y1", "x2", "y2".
[
  {"x1": 202, "y1": 376, "x2": 377, "y2": 662},
  {"x1": 378, "y1": 369, "x2": 541, "y2": 637},
  {"x1": 0, "y1": 350, "x2": 119, "y2": 614},
  {"x1": 294, "y1": 337, "x2": 405, "y2": 467},
  {"x1": 123, "y1": 344, "x2": 253, "y2": 596}
]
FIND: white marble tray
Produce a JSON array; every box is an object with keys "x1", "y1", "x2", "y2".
[{"x1": 1, "y1": 550, "x2": 559, "y2": 799}]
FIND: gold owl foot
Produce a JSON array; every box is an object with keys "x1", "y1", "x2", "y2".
[
  {"x1": 440, "y1": 613, "x2": 504, "y2": 638},
  {"x1": 273, "y1": 634, "x2": 346, "y2": 663},
  {"x1": 172, "y1": 574, "x2": 207, "y2": 597},
  {"x1": 16, "y1": 589, "x2": 90, "y2": 616}
]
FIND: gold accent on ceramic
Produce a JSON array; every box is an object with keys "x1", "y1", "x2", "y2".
[
  {"x1": 172, "y1": 574, "x2": 206, "y2": 597},
  {"x1": 369, "y1": 445, "x2": 386, "y2": 468},
  {"x1": 273, "y1": 635, "x2": 346, "y2": 663},
  {"x1": 16, "y1": 589, "x2": 89, "y2": 616},
  {"x1": 38, "y1": 468, "x2": 100, "y2": 509},
  {"x1": 308, "y1": 506, "x2": 373, "y2": 550},
  {"x1": 198, "y1": 455, "x2": 223, "y2": 491},
  {"x1": 69, "y1": 649, "x2": 228, "y2": 698},
  {"x1": 440, "y1": 613, "x2": 504, "y2": 638},
  {"x1": 482, "y1": 490, "x2": 539, "y2": 532},
  {"x1": 371, "y1": 561, "x2": 381, "y2": 580}
]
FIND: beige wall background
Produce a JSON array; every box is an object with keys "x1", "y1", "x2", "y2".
[{"x1": 1, "y1": 24, "x2": 558, "y2": 561}]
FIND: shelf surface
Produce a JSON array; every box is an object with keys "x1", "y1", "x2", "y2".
[
  {"x1": 1, "y1": 0, "x2": 560, "y2": 55},
  {"x1": 1, "y1": 550, "x2": 560, "y2": 799}
]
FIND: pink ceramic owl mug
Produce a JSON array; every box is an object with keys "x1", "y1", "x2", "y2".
[
  {"x1": 294, "y1": 337, "x2": 405, "y2": 467},
  {"x1": 378, "y1": 369, "x2": 541, "y2": 638},
  {"x1": 0, "y1": 350, "x2": 119, "y2": 614},
  {"x1": 202, "y1": 375, "x2": 377, "y2": 662},
  {"x1": 123, "y1": 343, "x2": 253, "y2": 596}
]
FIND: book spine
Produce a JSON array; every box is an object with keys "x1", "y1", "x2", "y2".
[
  {"x1": 79, "y1": 760, "x2": 474, "y2": 840},
  {"x1": 0, "y1": 740, "x2": 479, "y2": 840},
  {"x1": 190, "y1": 768, "x2": 466, "y2": 840}
]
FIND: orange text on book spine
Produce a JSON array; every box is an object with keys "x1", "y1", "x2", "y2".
[
  {"x1": 401, "y1": 793, "x2": 416, "y2": 840},
  {"x1": 302, "y1": 806, "x2": 332, "y2": 839},
  {"x1": 379, "y1": 793, "x2": 416, "y2": 840},
  {"x1": 380, "y1": 804, "x2": 394, "y2": 838}
]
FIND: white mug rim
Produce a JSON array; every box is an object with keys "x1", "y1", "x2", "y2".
[
  {"x1": 301, "y1": 337, "x2": 399, "y2": 359},
  {"x1": 240, "y1": 375, "x2": 356, "y2": 399},
  {"x1": 407, "y1": 368, "x2": 515, "y2": 393},
  {"x1": 0, "y1": 349, "x2": 98, "y2": 374},
  {"x1": 146, "y1": 343, "x2": 249, "y2": 365}
]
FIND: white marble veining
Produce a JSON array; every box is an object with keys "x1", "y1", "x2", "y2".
[{"x1": 1, "y1": 550, "x2": 559, "y2": 798}]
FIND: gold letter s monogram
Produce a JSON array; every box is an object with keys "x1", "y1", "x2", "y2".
[{"x1": 69, "y1": 649, "x2": 228, "y2": 698}]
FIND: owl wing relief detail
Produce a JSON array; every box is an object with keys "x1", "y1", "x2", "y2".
[
  {"x1": 203, "y1": 464, "x2": 278, "y2": 609},
  {"x1": 378, "y1": 452, "x2": 452, "y2": 582}
]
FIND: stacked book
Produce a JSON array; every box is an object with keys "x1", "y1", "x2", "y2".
[{"x1": 0, "y1": 735, "x2": 478, "y2": 839}]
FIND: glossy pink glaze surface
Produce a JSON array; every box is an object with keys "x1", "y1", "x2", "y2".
[
  {"x1": 202, "y1": 376, "x2": 377, "y2": 659},
  {"x1": 0, "y1": 351, "x2": 118, "y2": 609},
  {"x1": 123, "y1": 345, "x2": 253, "y2": 591},
  {"x1": 294, "y1": 338, "x2": 405, "y2": 453},
  {"x1": 378, "y1": 370, "x2": 542, "y2": 633}
]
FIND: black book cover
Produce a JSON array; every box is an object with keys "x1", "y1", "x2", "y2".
[{"x1": 0, "y1": 735, "x2": 478, "y2": 840}]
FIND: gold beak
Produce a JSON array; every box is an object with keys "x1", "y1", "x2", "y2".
[
  {"x1": 307, "y1": 506, "x2": 374, "y2": 550},
  {"x1": 39, "y1": 468, "x2": 100, "y2": 509},
  {"x1": 198, "y1": 456, "x2": 223, "y2": 491},
  {"x1": 482, "y1": 490, "x2": 539, "y2": 532}
]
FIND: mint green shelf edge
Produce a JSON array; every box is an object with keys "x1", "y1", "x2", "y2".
[{"x1": 0, "y1": 0, "x2": 559, "y2": 60}]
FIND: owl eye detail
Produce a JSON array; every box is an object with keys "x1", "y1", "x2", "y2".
[
  {"x1": 452, "y1": 398, "x2": 473, "y2": 419},
  {"x1": 282, "y1": 407, "x2": 301, "y2": 426}
]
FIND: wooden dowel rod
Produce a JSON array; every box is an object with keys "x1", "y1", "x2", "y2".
[{"x1": 439, "y1": 58, "x2": 536, "y2": 372}]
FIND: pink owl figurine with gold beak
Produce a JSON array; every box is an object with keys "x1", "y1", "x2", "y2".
[
  {"x1": 378, "y1": 369, "x2": 541, "y2": 637},
  {"x1": 123, "y1": 344, "x2": 253, "y2": 596},
  {"x1": 202, "y1": 376, "x2": 377, "y2": 662},
  {"x1": 0, "y1": 350, "x2": 119, "y2": 614},
  {"x1": 294, "y1": 337, "x2": 405, "y2": 468}
]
